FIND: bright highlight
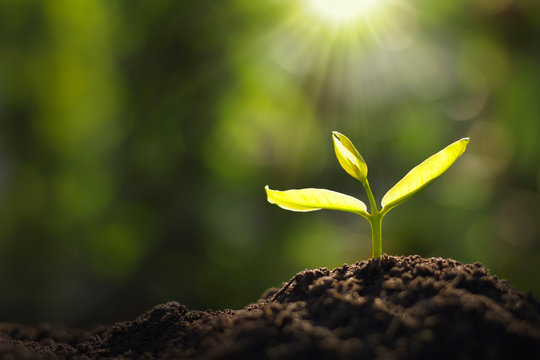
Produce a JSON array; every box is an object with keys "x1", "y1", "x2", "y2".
[
  {"x1": 307, "y1": 0, "x2": 375, "y2": 22},
  {"x1": 270, "y1": 0, "x2": 421, "y2": 110}
]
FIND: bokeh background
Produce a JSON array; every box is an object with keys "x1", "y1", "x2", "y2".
[{"x1": 0, "y1": 0, "x2": 539, "y2": 326}]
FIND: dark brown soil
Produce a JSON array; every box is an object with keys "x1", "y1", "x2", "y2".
[{"x1": 2, "y1": 255, "x2": 540, "y2": 359}]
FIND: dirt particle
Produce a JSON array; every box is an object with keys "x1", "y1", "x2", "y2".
[{"x1": 383, "y1": 278, "x2": 403, "y2": 290}]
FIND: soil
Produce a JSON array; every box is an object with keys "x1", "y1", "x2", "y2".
[{"x1": 1, "y1": 255, "x2": 540, "y2": 359}]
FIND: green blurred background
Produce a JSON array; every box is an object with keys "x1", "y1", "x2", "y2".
[{"x1": 0, "y1": 0, "x2": 539, "y2": 326}]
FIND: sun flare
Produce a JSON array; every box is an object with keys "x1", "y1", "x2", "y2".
[
  {"x1": 306, "y1": 0, "x2": 377, "y2": 22},
  {"x1": 268, "y1": 0, "x2": 421, "y2": 109}
]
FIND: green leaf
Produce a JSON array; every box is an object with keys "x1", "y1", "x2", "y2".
[
  {"x1": 332, "y1": 131, "x2": 368, "y2": 182},
  {"x1": 265, "y1": 186, "x2": 369, "y2": 218},
  {"x1": 381, "y1": 138, "x2": 470, "y2": 213}
]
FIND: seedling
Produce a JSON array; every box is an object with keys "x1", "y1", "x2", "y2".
[{"x1": 266, "y1": 132, "x2": 469, "y2": 258}]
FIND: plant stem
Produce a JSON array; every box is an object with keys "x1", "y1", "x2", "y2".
[
  {"x1": 361, "y1": 179, "x2": 383, "y2": 259},
  {"x1": 362, "y1": 179, "x2": 378, "y2": 215},
  {"x1": 370, "y1": 213, "x2": 383, "y2": 258}
]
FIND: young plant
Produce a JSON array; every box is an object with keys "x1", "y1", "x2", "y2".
[{"x1": 265, "y1": 132, "x2": 469, "y2": 258}]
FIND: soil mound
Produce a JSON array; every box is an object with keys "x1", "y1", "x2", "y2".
[{"x1": 1, "y1": 255, "x2": 540, "y2": 359}]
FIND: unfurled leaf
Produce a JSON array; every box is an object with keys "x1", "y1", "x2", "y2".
[
  {"x1": 332, "y1": 131, "x2": 368, "y2": 182},
  {"x1": 265, "y1": 186, "x2": 369, "y2": 217},
  {"x1": 381, "y1": 138, "x2": 469, "y2": 213}
]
